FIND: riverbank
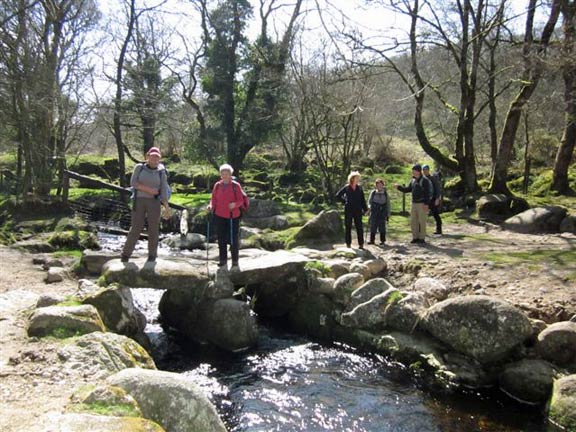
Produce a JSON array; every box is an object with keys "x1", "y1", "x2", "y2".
[{"x1": 0, "y1": 219, "x2": 575, "y2": 431}]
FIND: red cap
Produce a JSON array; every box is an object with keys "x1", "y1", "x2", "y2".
[{"x1": 147, "y1": 147, "x2": 161, "y2": 157}]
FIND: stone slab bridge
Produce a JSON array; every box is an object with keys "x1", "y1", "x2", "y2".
[{"x1": 81, "y1": 249, "x2": 313, "y2": 352}]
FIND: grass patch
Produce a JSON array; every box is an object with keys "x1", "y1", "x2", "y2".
[
  {"x1": 66, "y1": 188, "x2": 117, "y2": 201},
  {"x1": 56, "y1": 295, "x2": 83, "y2": 307},
  {"x1": 169, "y1": 192, "x2": 211, "y2": 208},
  {"x1": 52, "y1": 249, "x2": 83, "y2": 259},
  {"x1": 483, "y1": 249, "x2": 576, "y2": 269}
]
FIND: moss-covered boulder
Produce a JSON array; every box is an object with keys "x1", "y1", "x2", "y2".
[
  {"x1": 502, "y1": 206, "x2": 568, "y2": 234},
  {"x1": 48, "y1": 229, "x2": 100, "y2": 250},
  {"x1": 58, "y1": 332, "x2": 156, "y2": 379},
  {"x1": 71, "y1": 385, "x2": 142, "y2": 417},
  {"x1": 27, "y1": 305, "x2": 105, "y2": 338},
  {"x1": 549, "y1": 375, "x2": 576, "y2": 431},
  {"x1": 423, "y1": 296, "x2": 533, "y2": 364},
  {"x1": 330, "y1": 272, "x2": 365, "y2": 306},
  {"x1": 107, "y1": 368, "x2": 226, "y2": 432}
]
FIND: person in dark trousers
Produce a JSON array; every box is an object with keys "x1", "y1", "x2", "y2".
[
  {"x1": 423, "y1": 164, "x2": 443, "y2": 235},
  {"x1": 336, "y1": 171, "x2": 368, "y2": 249},
  {"x1": 208, "y1": 164, "x2": 245, "y2": 269},
  {"x1": 121, "y1": 147, "x2": 171, "y2": 263},
  {"x1": 396, "y1": 164, "x2": 431, "y2": 244},
  {"x1": 367, "y1": 178, "x2": 391, "y2": 245}
]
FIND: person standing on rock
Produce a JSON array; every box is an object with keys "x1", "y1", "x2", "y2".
[
  {"x1": 396, "y1": 164, "x2": 431, "y2": 244},
  {"x1": 207, "y1": 164, "x2": 246, "y2": 268},
  {"x1": 423, "y1": 164, "x2": 443, "y2": 235},
  {"x1": 367, "y1": 178, "x2": 391, "y2": 245},
  {"x1": 336, "y1": 171, "x2": 368, "y2": 249},
  {"x1": 121, "y1": 147, "x2": 171, "y2": 263}
]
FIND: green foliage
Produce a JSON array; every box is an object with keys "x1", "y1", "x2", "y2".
[
  {"x1": 387, "y1": 290, "x2": 404, "y2": 305},
  {"x1": 71, "y1": 401, "x2": 141, "y2": 418},
  {"x1": 169, "y1": 193, "x2": 211, "y2": 208},
  {"x1": 305, "y1": 260, "x2": 331, "y2": 277},
  {"x1": 52, "y1": 250, "x2": 83, "y2": 259}
]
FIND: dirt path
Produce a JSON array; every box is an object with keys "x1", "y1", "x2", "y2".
[
  {"x1": 0, "y1": 223, "x2": 575, "y2": 431},
  {"x1": 0, "y1": 247, "x2": 82, "y2": 432}
]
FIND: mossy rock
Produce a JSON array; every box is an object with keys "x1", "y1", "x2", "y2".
[
  {"x1": 549, "y1": 375, "x2": 576, "y2": 431},
  {"x1": 55, "y1": 217, "x2": 95, "y2": 233},
  {"x1": 48, "y1": 230, "x2": 100, "y2": 250}
]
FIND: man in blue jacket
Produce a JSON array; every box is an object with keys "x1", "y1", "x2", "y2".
[{"x1": 396, "y1": 164, "x2": 431, "y2": 244}]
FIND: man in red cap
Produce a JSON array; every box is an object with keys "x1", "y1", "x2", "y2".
[{"x1": 121, "y1": 147, "x2": 171, "y2": 262}]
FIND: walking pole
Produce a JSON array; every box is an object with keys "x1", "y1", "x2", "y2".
[
  {"x1": 229, "y1": 211, "x2": 234, "y2": 248},
  {"x1": 206, "y1": 214, "x2": 210, "y2": 277}
]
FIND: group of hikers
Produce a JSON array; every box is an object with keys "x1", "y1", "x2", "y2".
[{"x1": 119, "y1": 147, "x2": 444, "y2": 268}]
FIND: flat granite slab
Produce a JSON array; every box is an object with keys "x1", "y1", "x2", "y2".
[
  {"x1": 227, "y1": 250, "x2": 310, "y2": 286},
  {"x1": 102, "y1": 257, "x2": 212, "y2": 290}
]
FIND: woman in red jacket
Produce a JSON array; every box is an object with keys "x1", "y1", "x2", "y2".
[{"x1": 207, "y1": 164, "x2": 246, "y2": 268}]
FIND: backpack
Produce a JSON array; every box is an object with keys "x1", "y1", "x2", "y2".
[
  {"x1": 131, "y1": 163, "x2": 171, "y2": 202},
  {"x1": 216, "y1": 180, "x2": 250, "y2": 216}
]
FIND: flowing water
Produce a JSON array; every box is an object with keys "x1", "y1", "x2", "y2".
[{"x1": 101, "y1": 233, "x2": 560, "y2": 432}]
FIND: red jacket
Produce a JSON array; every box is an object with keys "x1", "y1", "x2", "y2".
[{"x1": 210, "y1": 180, "x2": 245, "y2": 219}]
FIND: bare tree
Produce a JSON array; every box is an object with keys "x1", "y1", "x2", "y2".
[
  {"x1": 551, "y1": 0, "x2": 576, "y2": 195},
  {"x1": 0, "y1": 0, "x2": 99, "y2": 196},
  {"x1": 488, "y1": 0, "x2": 561, "y2": 194}
]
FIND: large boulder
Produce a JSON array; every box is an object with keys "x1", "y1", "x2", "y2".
[
  {"x1": 498, "y1": 359, "x2": 554, "y2": 405},
  {"x1": 227, "y1": 250, "x2": 309, "y2": 286},
  {"x1": 477, "y1": 194, "x2": 529, "y2": 223},
  {"x1": 385, "y1": 293, "x2": 428, "y2": 333},
  {"x1": 42, "y1": 413, "x2": 165, "y2": 432},
  {"x1": 160, "y1": 288, "x2": 258, "y2": 352},
  {"x1": 560, "y1": 214, "x2": 576, "y2": 234},
  {"x1": 347, "y1": 278, "x2": 395, "y2": 310},
  {"x1": 423, "y1": 296, "x2": 532, "y2": 364},
  {"x1": 244, "y1": 199, "x2": 281, "y2": 218},
  {"x1": 74, "y1": 385, "x2": 142, "y2": 417},
  {"x1": 243, "y1": 215, "x2": 289, "y2": 230},
  {"x1": 28, "y1": 305, "x2": 105, "y2": 338},
  {"x1": 502, "y1": 206, "x2": 568, "y2": 234},
  {"x1": 330, "y1": 273, "x2": 365, "y2": 306},
  {"x1": 107, "y1": 368, "x2": 226, "y2": 432},
  {"x1": 292, "y1": 210, "x2": 343, "y2": 245},
  {"x1": 549, "y1": 375, "x2": 576, "y2": 431},
  {"x1": 340, "y1": 288, "x2": 402, "y2": 329},
  {"x1": 45, "y1": 266, "x2": 66, "y2": 284},
  {"x1": 196, "y1": 298, "x2": 258, "y2": 351},
  {"x1": 162, "y1": 233, "x2": 206, "y2": 250},
  {"x1": 535, "y1": 321, "x2": 576, "y2": 368},
  {"x1": 82, "y1": 283, "x2": 145, "y2": 338},
  {"x1": 58, "y1": 332, "x2": 155, "y2": 379},
  {"x1": 249, "y1": 274, "x2": 301, "y2": 318},
  {"x1": 102, "y1": 258, "x2": 210, "y2": 290}
]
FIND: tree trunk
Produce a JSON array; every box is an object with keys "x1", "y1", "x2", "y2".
[
  {"x1": 489, "y1": 0, "x2": 561, "y2": 194},
  {"x1": 113, "y1": 0, "x2": 136, "y2": 187},
  {"x1": 552, "y1": 0, "x2": 576, "y2": 195}
]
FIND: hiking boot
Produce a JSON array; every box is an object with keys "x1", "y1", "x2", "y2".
[
  {"x1": 120, "y1": 255, "x2": 129, "y2": 263},
  {"x1": 231, "y1": 261, "x2": 239, "y2": 269},
  {"x1": 358, "y1": 245, "x2": 364, "y2": 250},
  {"x1": 367, "y1": 241, "x2": 375, "y2": 245},
  {"x1": 379, "y1": 240, "x2": 386, "y2": 245},
  {"x1": 218, "y1": 261, "x2": 227, "y2": 267},
  {"x1": 346, "y1": 243, "x2": 351, "y2": 248},
  {"x1": 410, "y1": 239, "x2": 419, "y2": 244}
]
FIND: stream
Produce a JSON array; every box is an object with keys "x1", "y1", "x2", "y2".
[{"x1": 101, "y1": 232, "x2": 560, "y2": 432}]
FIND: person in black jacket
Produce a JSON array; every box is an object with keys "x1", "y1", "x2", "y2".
[
  {"x1": 423, "y1": 164, "x2": 443, "y2": 235},
  {"x1": 367, "y1": 178, "x2": 391, "y2": 245},
  {"x1": 396, "y1": 164, "x2": 431, "y2": 244},
  {"x1": 336, "y1": 171, "x2": 368, "y2": 249}
]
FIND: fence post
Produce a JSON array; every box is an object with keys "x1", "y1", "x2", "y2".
[{"x1": 62, "y1": 171, "x2": 69, "y2": 205}]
